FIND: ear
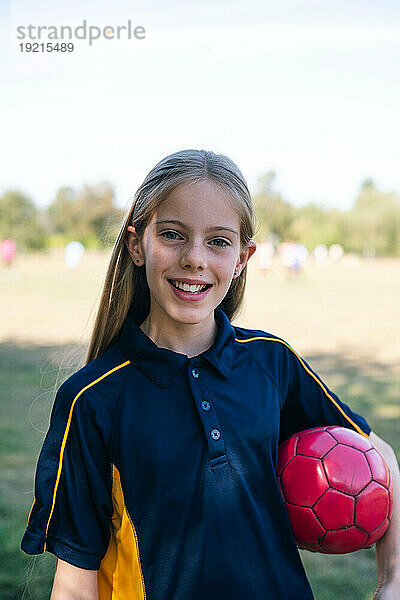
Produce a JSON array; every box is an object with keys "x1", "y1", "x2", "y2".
[
  {"x1": 125, "y1": 225, "x2": 143, "y2": 264},
  {"x1": 245, "y1": 240, "x2": 257, "y2": 262},
  {"x1": 235, "y1": 239, "x2": 257, "y2": 273}
]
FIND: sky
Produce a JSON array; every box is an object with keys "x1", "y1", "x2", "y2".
[{"x1": 1, "y1": 0, "x2": 400, "y2": 211}]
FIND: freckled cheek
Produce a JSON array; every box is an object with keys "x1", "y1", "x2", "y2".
[
  {"x1": 215, "y1": 262, "x2": 232, "y2": 278},
  {"x1": 146, "y1": 242, "x2": 234, "y2": 281},
  {"x1": 213, "y1": 253, "x2": 236, "y2": 273},
  {"x1": 145, "y1": 242, "x2": 172, "y2": 267}
]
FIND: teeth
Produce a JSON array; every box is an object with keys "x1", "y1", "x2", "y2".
[{"x1": 171, "y1": 280, "x2": 208, "y2": 293}]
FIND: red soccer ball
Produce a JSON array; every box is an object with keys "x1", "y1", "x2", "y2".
[{"x1": 276, "y1": 426, "x2": 393, "y2": 553}]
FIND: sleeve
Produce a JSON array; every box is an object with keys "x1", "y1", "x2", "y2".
[
  {"x1": 279, "y1": 343, "x2": 371, "y2": 445},
  {"x1": 20, "y1": 379, "x2": 114, "y2": 570}
]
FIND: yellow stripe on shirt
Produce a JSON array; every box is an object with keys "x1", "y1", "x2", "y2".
[
  {"x1": 235, "y1": 336, "x2": 369, "y2": 438},
  {"x1": 43, "y1": 360, "x2": 131, "y2": 550}
]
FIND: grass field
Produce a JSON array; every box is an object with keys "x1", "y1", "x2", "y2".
[{"x1": 1, "y1": 250, "x2": 399, "y2": 599}]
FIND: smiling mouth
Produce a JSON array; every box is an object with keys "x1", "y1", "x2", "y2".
[{"x1": 167, "y1": 280, "x2": 213, "y2": 293}]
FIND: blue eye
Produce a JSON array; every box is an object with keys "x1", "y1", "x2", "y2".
[
  {"x1": 161, "y1": 231, "x2": 180, "y2": 240},
  {"x1": 211, "y1": 239, "x2": 230, "y2": 247},
  {"x1": 160, "y1": 231, "x2": 230, "y2": 247}
]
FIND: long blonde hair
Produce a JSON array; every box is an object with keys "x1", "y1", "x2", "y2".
[{"x1": 86, "y1": 149, "x2": 258, "y2": 364}]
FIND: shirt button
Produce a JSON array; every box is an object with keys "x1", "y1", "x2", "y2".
[
  {"x1": 201, "y1": 400, "x2": 211, "y2": 412},
  {"x1": 191, "y1": 368, "x2": 199, "y2": 378},
  {"x1": 210, "y1": 428, "x2": 221, "y2": 440}
]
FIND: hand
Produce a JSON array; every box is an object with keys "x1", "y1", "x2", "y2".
[{"x1": 373, "y1": 575, "x2": 400, "y2": 600}]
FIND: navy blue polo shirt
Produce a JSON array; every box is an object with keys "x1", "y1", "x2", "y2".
[{"x1": 21, "y1": 306, "x2": 371, "y2": 599}]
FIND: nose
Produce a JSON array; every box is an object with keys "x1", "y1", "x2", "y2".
[{"x1": 180, "y1": 239, "x2": 207, "y2": 272}]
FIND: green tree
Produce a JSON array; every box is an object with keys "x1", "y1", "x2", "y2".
[
  {"x1": 253, "y1": 170, "x2": 294, "y2": 242},
  {"x1": 46, "y1": 181, "x2": 124, "y2": 248},
  {"x1": 289, "y1": 203, "x2": 342, "y2": 250},
  {"x1": 0, "y1": 190, "x2": 47, "y2": 250},
  {"x1": 345, "y1": 180, "x2": 400, "y2": 256},
  {"x1": 47, "y1": 186, "x2": 75, "y2": 235}
]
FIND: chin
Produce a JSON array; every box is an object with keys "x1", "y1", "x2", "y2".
[{"x1": 168, "y1": 305, "x2": 212, "y2": 325}]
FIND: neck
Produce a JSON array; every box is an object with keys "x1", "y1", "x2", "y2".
[{"x1": 139, "y1": 308, "x2": 218, "y2": 358}]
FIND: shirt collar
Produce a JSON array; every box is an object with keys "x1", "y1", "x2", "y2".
[{"x1": 117, "y1": 306, "x2": 236, "y2": 388}]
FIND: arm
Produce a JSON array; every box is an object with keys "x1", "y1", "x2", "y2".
[
  {"x1": 21, "y1": 380, "x2": 115, "y2": 572},
  {"x1": 369, "y1": 431, "x2": 400, "y2": 599},
  {"x1": 51, "y1": 559, "x2": 98, "y2": 600}
]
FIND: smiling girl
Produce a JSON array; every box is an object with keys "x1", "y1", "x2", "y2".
[{"x1": 21, "y1": 149, "x2": 399, "y2": 599}]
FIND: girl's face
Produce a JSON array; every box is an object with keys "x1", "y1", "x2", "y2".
[{"x1": 126, "y1": 179, "x2": 256, "y2": 325}]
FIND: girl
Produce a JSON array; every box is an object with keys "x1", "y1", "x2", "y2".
[{"x1": 21, "y1": 149, "x2": 399, "y2": 599}]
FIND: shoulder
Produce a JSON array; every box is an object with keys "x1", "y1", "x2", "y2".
[
  {"x1": 231, "y1": 325, "x2": 304, "y2": 396},
  {"x1": 233, "y1": 324, "x2": 294, "y2": 357},
  {"x1": 234, "y1": 327, "x2": 309, "y2": 375},
  {"x1": 231, "y1": 325, "x2": 299, "y2": 395},
  {"x1": 232, "y1": 324, "x2": 297, "y2": 381},
  {"x1": 54, "y1": 343, "x2": 131, "y2": 418}
]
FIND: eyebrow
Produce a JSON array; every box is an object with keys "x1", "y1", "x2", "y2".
[{"x1": 154, "y1": 219, "x2": 239, "y2": 236}]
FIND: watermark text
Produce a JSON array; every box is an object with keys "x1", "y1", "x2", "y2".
[{"x1": 16, "y1": 19, "x2": 146, "y2": 46}]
